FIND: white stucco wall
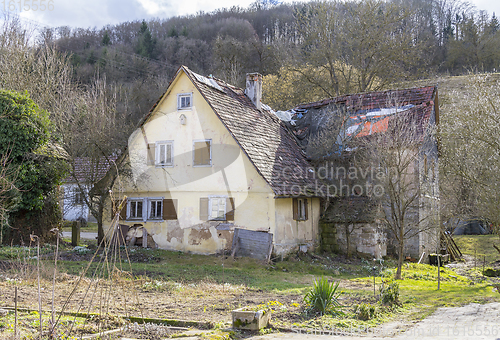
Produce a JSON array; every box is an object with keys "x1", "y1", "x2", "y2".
[{"x1": 61, "y1": 183, "x2": 94, "y2": 222}]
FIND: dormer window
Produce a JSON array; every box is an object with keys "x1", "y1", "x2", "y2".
[{"x1": 178, "y1": 93, "x2": 192, "y2": 110}]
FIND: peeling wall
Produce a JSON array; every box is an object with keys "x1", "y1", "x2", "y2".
[
  {"x1": 334, "y1": 222, "x2": 387, "y2": 259},
  {"x1": 273, "y1": 197, "x2": 321, "y2": 255}
]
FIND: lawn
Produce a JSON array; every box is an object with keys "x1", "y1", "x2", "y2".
[
  {"x1": 0, "y1": 236, "x2": 499, "y2": 339},
  {"x1": 61, "y1": 221, "x2": 99, "y2": 233},
  {"x1": 453, "y1": 234, "x2": 500, "y2": 264}
]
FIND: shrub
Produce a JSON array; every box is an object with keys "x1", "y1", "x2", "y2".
[
  {"x1": 484, "y1": 268, "x2": 500, "y2": 277},
  {"x1": 354, "y1": 303, "x2": 377, "y2": 320},
  {"x1": 380, "y1": 279, "x2": 400, "y2": 306},
  {"x1": 303, "y1": 277, "x2": 342, "y2": 314}
]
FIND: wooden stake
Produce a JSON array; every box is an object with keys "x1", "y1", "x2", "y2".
[
  {"x1": 15, "y1": 286, "x2": 18, "y2": 340},
  {"x1": 437, "y1": 255, "x2": 441, "y2": 290},
  {"x1": 37, "y1": 237, "x2": 42, "y2": 339}
]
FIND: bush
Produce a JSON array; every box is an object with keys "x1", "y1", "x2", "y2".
[
  {"x1": 380, "y1": 279, "x2": 400, "y2": 306},
  {"x1": 303, "y1": 277, "x2": 342, "y2": 314},
  {"x1": 354, "y1": 303, "x2": 377, "y2": 320},
  {"x1": 484, "y1": 268, "x2": 500, "y2": 277}
]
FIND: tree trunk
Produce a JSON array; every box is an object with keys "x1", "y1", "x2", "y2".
[
  {"x1": 395, "y1": 242, "x2": 404, "y2": 280},
  {"x1": 97, "y1": 201, "x2": 104, "y2": 244},
  {"x1": 345, "y1": 224, "x2": 351, "y2": 258}
]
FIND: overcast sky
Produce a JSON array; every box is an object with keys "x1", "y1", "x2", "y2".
[{"x1": 6, "y1": 0, "x2": 499, "y2": 30}]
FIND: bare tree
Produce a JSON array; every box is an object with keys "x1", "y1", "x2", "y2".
[
  {"x1": 440, "y1": 74, "x2": 500, "y2": 239},
  {"x1": 355, "y1": 108, "x2": 438, "y2": 279},
  {"x1": 56, "y1": 76, "x2": 132, "y2": 243},
  {"x1": 292, "y1": 0, "x2": 426, "y2": 98}
]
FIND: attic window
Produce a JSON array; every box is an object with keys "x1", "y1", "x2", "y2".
[{"x1": 178, "y1": 93, "x2": 192, "y2": 110}]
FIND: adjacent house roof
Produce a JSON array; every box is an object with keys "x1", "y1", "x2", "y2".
[
  {"x1": 65, "y1": 156, "x2": 117, "y2": 184},
  {"x1": 143, "y1": 66, "x2": 322, "y2": 197}
]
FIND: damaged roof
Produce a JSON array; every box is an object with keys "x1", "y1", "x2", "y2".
[
  {"x1": 145, "y1": 66, "x2": 322, "y2": 197},
  {"x1": 288, "y1": 86, "x2": 438, "y2": 149}
]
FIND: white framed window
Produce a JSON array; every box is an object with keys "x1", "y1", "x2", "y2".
[
  {"x1": 126, "y1": 197, "x2": 170, "y2": 221},
  {"x1": 177, "y1": 93, "x2": 192, "y2": 110},
  {"x1": 155, "y1": 141, "x2": 173, "y2": 167},
  {"x1": 149, "y1": 198, "x2": 163, "y2": 220},
  {"x1": 128, "y1": 198, "x2": 145, "y2": 220},
  {"x1": 209, "y1": 196, "x2": 226, "y2": 220},
  {"x1": 193, "y1": 139, "x2": 212, "y2": 167},
  {"x1": 73, "y1": 188, "x2": 84, "y2": 205}
]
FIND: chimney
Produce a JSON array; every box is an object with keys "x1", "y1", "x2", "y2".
[{"x1": 246, "y1": 73, "x2": 262, "y2": 110}]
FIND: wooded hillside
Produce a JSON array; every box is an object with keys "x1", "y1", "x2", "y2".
[{"x1": 43, "y1": 0, "x2": 500, "y2": 113}]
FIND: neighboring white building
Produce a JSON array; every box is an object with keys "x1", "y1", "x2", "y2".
[{"x1": 62, "y1": 157, "x2": 115, "y2": 222}]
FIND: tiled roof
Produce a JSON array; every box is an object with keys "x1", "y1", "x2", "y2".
[
  {"x1": 65, "y1": 157, "x2": 117, "y2": 184},
  {"x1": 180, "y1": 66, "x2": 321, "y2": 197}
]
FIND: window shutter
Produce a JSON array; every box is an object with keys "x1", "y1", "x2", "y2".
[
  {"x1": 163, "y1": 199, "x2": 178, "y2": 220},
  {"x1": 292, "y1": 198, "x2": 298, "y2": 220},
  {"x1": 112, "y1": 199, "x2": 127, "y2": 220},
  {"x1": 225, "y1": 197, "x2": 235, "y2": 221},
  {"x1": 147, "y1": 143, "x2": 155, "y2": 165},
  {"x1": 304, "y1": 199, "x2": 309, "y2": 220},
  {"x1": 202, "y1": 141, "x2": 211, "y2": 165},
  {"x1": 119, "y1": 199, "x2": 127, "y2": 220},
  {"x1": 194, "y1": 141, "x2": 211, "y2": 166},
  {"x1": 200, "y1": 197, "x2": 209, "y2": 220}
]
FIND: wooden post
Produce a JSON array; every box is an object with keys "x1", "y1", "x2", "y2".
[
  {"x1": 474, "y1": 248, "x2": 477, "y2": 270},
  {"x1": 15, "y1": 286, "x2": 18, "y2": 339},
  {"x1": 373, "y1": 274, "x2": 376, "y2": 297},
  {"x1": 142, "y1": 228, "x2": 148, "y2": 248},
  {"x1": 71, "y1": 221, "x2": 80, "y2": 246},
  {"x1": 37, "y1": 237, "x2": 42, "y2": 339},
  {"x1": 483, "y1": 255, "x2": 486, "y2": 276},
  {"x1": 437, "y1": 255, "x2": 441, "y2": 290}
]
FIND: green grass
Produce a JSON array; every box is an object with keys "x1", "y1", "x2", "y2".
[
  {"x1": 453, "y1": 234, "x2": 500, "y2": 264},
  {"x1": 355, "y1": 262, "x2": 499, "y2": 313}
]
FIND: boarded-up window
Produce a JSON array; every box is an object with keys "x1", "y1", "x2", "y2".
[
  {"x1": 293, "y1": 198, "x2": 308, "y2": 221},
  {"x1": 147, "y1": 143, "x2": 155, "y2": 165},
  {"x1": 193, "y1": 140, "x2": 211, "y2": 166},
  {"x1": 162, "y1": 199, "x2": 177, "y2": 220}
]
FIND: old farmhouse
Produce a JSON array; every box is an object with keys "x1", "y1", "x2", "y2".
[
  {"x1": 103, "y1": 66, "x2": 322, "y2": 256},
  {"x1": 102, "y1": 66, "x2": 440, "y2": 261}
]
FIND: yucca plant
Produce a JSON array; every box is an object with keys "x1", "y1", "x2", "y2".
[{"x1": 304, "y1": 277, "x2": 342, "y2": 314}]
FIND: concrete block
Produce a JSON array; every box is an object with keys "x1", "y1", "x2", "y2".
[{"x1": 232, "y1": 308, "x2": 270, "y2": 330}]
